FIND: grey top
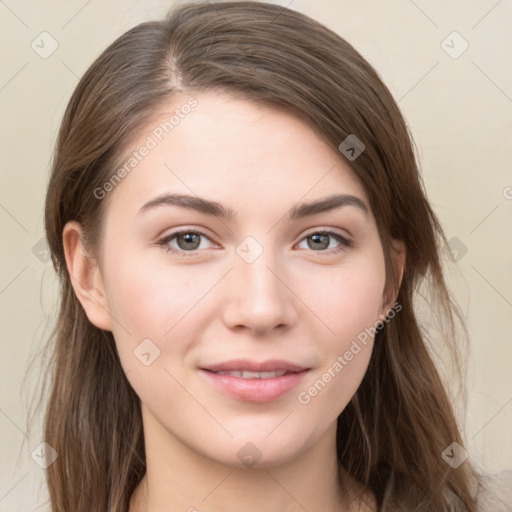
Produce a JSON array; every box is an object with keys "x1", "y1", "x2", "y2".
[{"x1": 477, "y1": 470, "x2": 512, "y2": 511}]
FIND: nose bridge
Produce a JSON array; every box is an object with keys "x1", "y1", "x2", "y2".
[
  {"x1": 223, "y1": 236, "x2": 295, "y2": 332},
  {"x1": 239, "y1": 249, "x2": 280, "y2": 299}
]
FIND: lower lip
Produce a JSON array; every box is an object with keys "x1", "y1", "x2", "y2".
[{"x1": 200, "y1": 369, "x2": 309, "y2": 402}]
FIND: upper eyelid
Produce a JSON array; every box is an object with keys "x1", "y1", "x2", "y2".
[{"x1": 301, "y1": 226, "x2": 351, "y2": 239}]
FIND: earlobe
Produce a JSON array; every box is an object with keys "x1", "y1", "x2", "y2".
[
  {"x1": 393, "y1": 239, "x2": 406, "y2": 291},
  {"x1": 62, "y1": 221, "x2": 113, "y2": 331},
  {"x1": 379, "y1": 238, "x2": 406, "y2": 318}
]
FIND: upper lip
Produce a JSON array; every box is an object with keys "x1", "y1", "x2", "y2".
[{"x1": 201, "y1": 359, "x2": 309, "y2": 373}]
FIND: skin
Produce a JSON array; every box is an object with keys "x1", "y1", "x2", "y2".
[{"x1": 64, "y1": 90, "x2": 405, "y2": 512}]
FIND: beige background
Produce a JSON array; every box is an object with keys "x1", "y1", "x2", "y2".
[{"x1": 1, "y1": 0, "x2": 511, "y2": 509}]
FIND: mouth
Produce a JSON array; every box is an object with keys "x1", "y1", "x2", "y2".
[
  {"x1": 207, "y1": 369, "x2": 289, "y2": 378},
  {"x1": 199, "y1": 359, "x2": 310, "y2": 402}
]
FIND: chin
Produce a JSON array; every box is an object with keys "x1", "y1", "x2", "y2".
[{"x1": 198, "y1": 430, "x2": 313, "y2": 470}]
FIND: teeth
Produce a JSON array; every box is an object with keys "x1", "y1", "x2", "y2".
[{"x1": 215, "y1": 370, "x2": 288, "y2": 378}]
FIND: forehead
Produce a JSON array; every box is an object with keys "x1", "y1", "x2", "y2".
[{"x1": 104, "y1": 90, "x2": 370, "y2": 217}]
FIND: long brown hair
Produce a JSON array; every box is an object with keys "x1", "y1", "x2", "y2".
[{"x1": 33, "y1": 1, "x2": 480, "y2": 510}]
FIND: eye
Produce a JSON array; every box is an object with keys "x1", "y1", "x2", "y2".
[
  {"x1": 296, "y1": 230, "x2": 352, "y2": 253},
  {"x1": 157, "y1": 228, "x2": 352, "y2": 256},
  {"x1": 157, "y1": 228, "x2": 215, "y2": 255}
]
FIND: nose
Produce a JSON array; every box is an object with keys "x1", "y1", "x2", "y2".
[{"x1": 221, "y1": 247, "x2": 298, "y2": 336}]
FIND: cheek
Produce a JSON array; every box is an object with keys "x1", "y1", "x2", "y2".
[
  {"x1": 103, "y1": 248, "x2": 215, "y2": 339},
  {"x1": 103, "y1": 260, "x2": 206, "y2": 403},
  {"x1": 101, "y1": 247, "x2": 220, "y2": 388},
  {"x1": 305, "y1": 249, "x2": 386, "y2": 344},
  {"x1": 295, "y1": 249, "x2": 385, "y2": 407}
]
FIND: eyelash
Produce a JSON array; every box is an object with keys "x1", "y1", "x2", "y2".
[{"x1": 157, "y1": 228, "x2": 353, "y2": 256}]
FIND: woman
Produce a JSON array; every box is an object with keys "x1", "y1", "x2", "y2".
[{"x1": 36, "y1": 1, "x2": 495, "y2": 510}]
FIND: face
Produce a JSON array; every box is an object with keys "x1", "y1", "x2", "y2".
[{"x1": 71, "y1": 90, "x2": 399, "y2": 469}]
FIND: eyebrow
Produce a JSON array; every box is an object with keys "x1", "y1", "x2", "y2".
[{"x1": 138, "y1": 192, "x2": 369, "y2": 220}]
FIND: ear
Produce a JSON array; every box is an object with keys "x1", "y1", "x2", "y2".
[
  {"x1": 62, "y1": 221, "x2": 113, "y2": 331},
  {"x1": 379, "y1": 238, "x2": 406, "y2": 316}
]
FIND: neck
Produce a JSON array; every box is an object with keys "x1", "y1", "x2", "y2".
[{"x1": 129, "y1": 404, "x2": 374, "y2": 512}]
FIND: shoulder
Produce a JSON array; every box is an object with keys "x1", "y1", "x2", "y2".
[{"x1": 476, "y1": 470, "x2": 512, "y2": 511}]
